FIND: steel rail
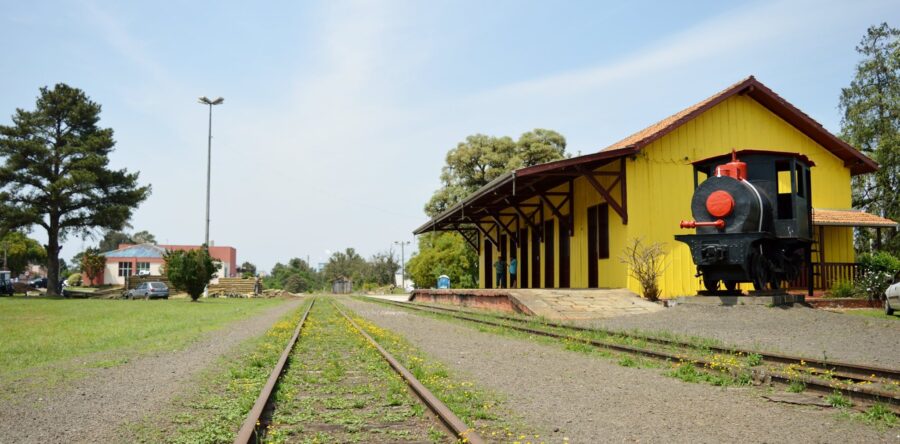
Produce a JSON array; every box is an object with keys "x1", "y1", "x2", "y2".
[
  {"x1": 369, "y1": 298, "x2": 899, "y2": 409},
  {"x1": 331, "y1": 300, "x2": 485, "y2": 444},
  {"x1": 234, "y1": 298, "x2": 315, "y2": 444},
  {"x1": 381, "y1": 298, "x2": 900, "y2": 383}
]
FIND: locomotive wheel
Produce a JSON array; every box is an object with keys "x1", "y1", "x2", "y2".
[
  {"x1": 750, "y1": 250, "x2": 770, "y2": 291},
  {"x1": 702, "y1": 276, "x2": 721, "y2": 292},
  {"x1": 723, "y1": 280, "x2": 738, "y2": 291}
]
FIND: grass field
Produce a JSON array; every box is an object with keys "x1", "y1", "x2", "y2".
[
  {"x1": 0, "y1": 297, "x2": 286, "y2": 391},
  {"x1": 843, "y1": 308, "x2": 900, "y2": 321}
]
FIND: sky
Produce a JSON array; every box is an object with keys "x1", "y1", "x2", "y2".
[{"x1": 0, "y1": 0, "x2": 896, "y2": 272}]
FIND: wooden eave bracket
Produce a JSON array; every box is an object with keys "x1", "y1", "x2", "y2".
[{"x1": 576, "y1": 160, "x2": 628, "y2": 224}]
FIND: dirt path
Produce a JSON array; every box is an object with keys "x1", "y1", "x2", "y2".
[
  {"x1": 0, "y1": 297, "x2": 304, "y2": 444},
  {"x1": 344, "y1": 298, "x2": 898, "y2": 443}
]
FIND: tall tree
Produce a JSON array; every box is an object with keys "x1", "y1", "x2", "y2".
[
  {"x1": 98, "y1": 230, "x2": 133, "y2": 252},
  {"x1": 0, "y1": 84, "x2": 150, "y2": 294},
  {"x1": 840, "y1": 23, "x2": 900, "y2": 253},
  {"x1": 364, "y1": 251, "x2": 400, "y2": 286},
  {"x1": 0, "y1": 231, "x2": 46, "y2": 276},
  {"x1": 425, "y1": 130, "x2": 567, "y2": 217},
  {"x1": 323, "y1": 248, "x2": 367, "y2": 283},
  {"x1": 131, "y1": 230, "x2": 156, "y2": 245}
]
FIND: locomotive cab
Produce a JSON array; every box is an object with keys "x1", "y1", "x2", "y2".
[{"x1": 675, "y1": 150, "x2": 814, "y2": 293}]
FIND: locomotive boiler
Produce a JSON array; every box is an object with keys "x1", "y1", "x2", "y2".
[{"x1": 674, "y1": 150, "x2": 814, "y2": 292}]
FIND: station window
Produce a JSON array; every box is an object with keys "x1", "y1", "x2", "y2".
[
  {"x1": 136, "y1": 262, "x2": 150, "y2": 273},
  {"x1": 118, "y1": 262, "x2": 132, "y2": 277}
]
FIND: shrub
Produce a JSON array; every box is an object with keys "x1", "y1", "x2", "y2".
[
  {"x1": 826, "y1": 280, "x2": 857, "y2": 298},
  {"x1": 855, "y1": 252, "x2": 900, "y2": 300},
  {"x1": 80, "y1": 249, "x2": 105, "y2": 286},
  {"x1": 163, "y1": 248, "x2": 218, "y2": 301},
  {"x1": 65, "y1": 273, "x2": 82, "y2": 287},
  {"x1": 619, "y1": 237, "x2": 668, "y2": 301}
]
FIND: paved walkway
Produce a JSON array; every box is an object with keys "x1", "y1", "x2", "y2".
[{"x1": 509, "y1": 288, "x2": 663, "y2": 320}]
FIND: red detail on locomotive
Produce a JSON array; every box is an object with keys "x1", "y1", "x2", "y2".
[
  {"x1": 680, "y1": 219, "x2": 726, "y2": 229},
  {"x1": 714, "y1": 149, "x2": 747, "y2": 180},
  {"x1": 705, "y1": 190, "x2": 735, "y2": 218}
]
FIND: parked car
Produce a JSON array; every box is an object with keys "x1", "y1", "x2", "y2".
[
  {"x1": 29, "y1": 277, "x2": 48, "y2": 288},
  {"x1": 0, "y1": 271, "x2": 13, "y2": 296},
  {"x1": 125, "y1": 282, "x2": 169, "y2": 300},
  {"x1": 885, "y1": 271, "x2": 900, "y2": 316}
]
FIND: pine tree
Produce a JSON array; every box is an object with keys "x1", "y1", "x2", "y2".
[
  {"x1": 0, "y1": 84, "x2": 150, "y2": 295},
  {"x1": 839, "y1": 23, "x2": 900, "y2": 253}
]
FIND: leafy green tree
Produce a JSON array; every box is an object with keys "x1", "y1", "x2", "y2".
[
  {"x1": 840, "y1": 23, "x2": 900, "y2": 253},
  {"x1": 131, "y1": 230, "x2": 156, "y2": 245},
  {"x1": 323, "y1": 248, "x2": 367, "y2": 283},
  {"x1": 240, "y1": 261, "x2": 257, "y2": 278},
  {"x1": 407, "y1": 232, "x2": 477, "y2": 288},
  {"x1": 425, "y1": 129, "x2": 567, "y2": 216},
  {"x1": 164, "y1": 248, "x2": 217, "y2": 301},
  {"x1": 363, "y1": 251, "x2": 400, "y2": 286},
  {"x1": 98, "y1": 230, "x2": 133, "y2": 252},
  {"x1": 264, "y1": 258, "x2": 322, "y2": 293},
  {"x1": 80, "y1": 248, "x2": 105, "y2": 286},
  {"x1": 0, "y1": 84, "x2": 150, "y2": 295},
  {"x1": 513, "y1": 129, "x2": 568, "y2": 169},
  {"x1": 0, "y1": 231, "x2": 46, "y2": 276}
]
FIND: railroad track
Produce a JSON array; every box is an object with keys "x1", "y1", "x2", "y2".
[
  {"x1": 366, "y1": 297, "x2": 900, "y2": 411},
  {"x1": 234, "y1": 297, "x2": 484, "y2": 444}
]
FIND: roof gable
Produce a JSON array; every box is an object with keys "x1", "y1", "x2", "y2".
[{"x1": 602, "y1": 76, "x2": 877, "y2": 175}]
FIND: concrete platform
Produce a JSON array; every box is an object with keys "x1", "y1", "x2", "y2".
[
  {"x1": 410, "y1": 288, "x2": 663, "y2": 320},
  {"x1": 674, "y1": 293, "x2": 805, "y2": 307}
]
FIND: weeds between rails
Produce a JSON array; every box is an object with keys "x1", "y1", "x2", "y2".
[
  {"x1": 362, "y1": 297, "x2": 900, "y2": 415},
  {"x1": 235, "y1": 298, "x2": 485, "y2": 444}
]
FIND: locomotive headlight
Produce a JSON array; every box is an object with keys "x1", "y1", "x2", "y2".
[{"x1": 706, "y1": 190, "x2": 735, "y2": 218}]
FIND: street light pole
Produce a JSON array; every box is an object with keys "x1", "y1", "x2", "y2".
[
  {"x1": 393, "y1": 240, "x2": 410, "y2": 287},
  {"x1": 198, "y1": 96, "x2": 224, "y2": 247}
]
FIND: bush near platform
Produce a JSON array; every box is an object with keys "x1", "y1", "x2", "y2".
[
  {"x1": 855, "y1": 252, "x2": 900, "y2": 300},
  {"x1": 826, "y1": 280, "x2": 858, "y2": 298},
  {"x1": 65, "y1": 273, "x2": 82, "y2": 287}
]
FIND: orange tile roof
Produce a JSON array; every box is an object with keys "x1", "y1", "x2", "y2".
[
  {"x1": 600, "y1": 76, "x2": 877, "y2": 175},
  {"x1": 812, "y1": 209, "x2": 898, "y2": 227}
]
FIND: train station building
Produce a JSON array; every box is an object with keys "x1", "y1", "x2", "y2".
[{"x1": 414, "y1": 76, "x2": 898, "y2": 298}]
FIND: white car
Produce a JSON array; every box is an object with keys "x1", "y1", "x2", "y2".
[{"x1": 885, "y1": 272, "x2": 900, "y2": 316}]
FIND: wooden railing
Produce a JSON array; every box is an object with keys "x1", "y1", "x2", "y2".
[{"x1": 789, "y1": 262, "x2": 860, "y2": 291}]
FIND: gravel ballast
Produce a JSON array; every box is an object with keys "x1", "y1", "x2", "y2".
[
  {"x1": 343, "y1": 298, "x2": 897, "y2": 443},
  {"x1": 0, "y1": 297, "x2": 304, "y2": 444},
  {"x1": 581, "y1": 304, "x2": 900, "y2": 367}
]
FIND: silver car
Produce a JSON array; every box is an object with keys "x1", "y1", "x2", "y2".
[
  {"x1": 885, "y1": 271, "x2": 900, "y2": 316},
  {"x1": 126, "y1": 282, "x2": 169, "y2": 300}
]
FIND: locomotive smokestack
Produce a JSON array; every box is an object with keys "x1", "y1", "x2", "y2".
[{"x1": 714, "y1": 149, "x2": 747, "y2": 180}]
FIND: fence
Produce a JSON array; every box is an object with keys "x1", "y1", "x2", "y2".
[{"x1": 788, "y1": 262, "x2": 860, "y2": 291}]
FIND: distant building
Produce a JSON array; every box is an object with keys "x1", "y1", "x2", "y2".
[
  {"x1": 331, "y1": 277, "x2": 352, "y2": 294},
  {"x1": 98, "y1": 243, "x2": 238, "y2": 286}
]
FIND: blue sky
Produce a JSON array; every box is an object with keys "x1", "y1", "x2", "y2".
[{"x1": 0, "y1": 0, "x2": 896, "y2": 271}]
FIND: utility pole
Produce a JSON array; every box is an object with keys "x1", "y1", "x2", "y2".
[{"x1": 393, "y1": 240, "x2": 410, "y2": 288}]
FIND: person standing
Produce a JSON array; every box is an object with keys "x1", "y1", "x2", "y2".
[
  {"x1": 494, "y1": 257, "x2": 507, "y2": 289},
  {"x1": 508, "y1": 257, "x2": 517, "y2": 288}
]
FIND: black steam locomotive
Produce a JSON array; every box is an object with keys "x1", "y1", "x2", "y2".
[{"x1": 675, "y1": 150, "x2": 813, "y2": 292}]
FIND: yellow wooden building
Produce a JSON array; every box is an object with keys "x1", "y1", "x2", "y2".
[{"x1": 413, "y1": 76, "x2": 898, "y2": 297}]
